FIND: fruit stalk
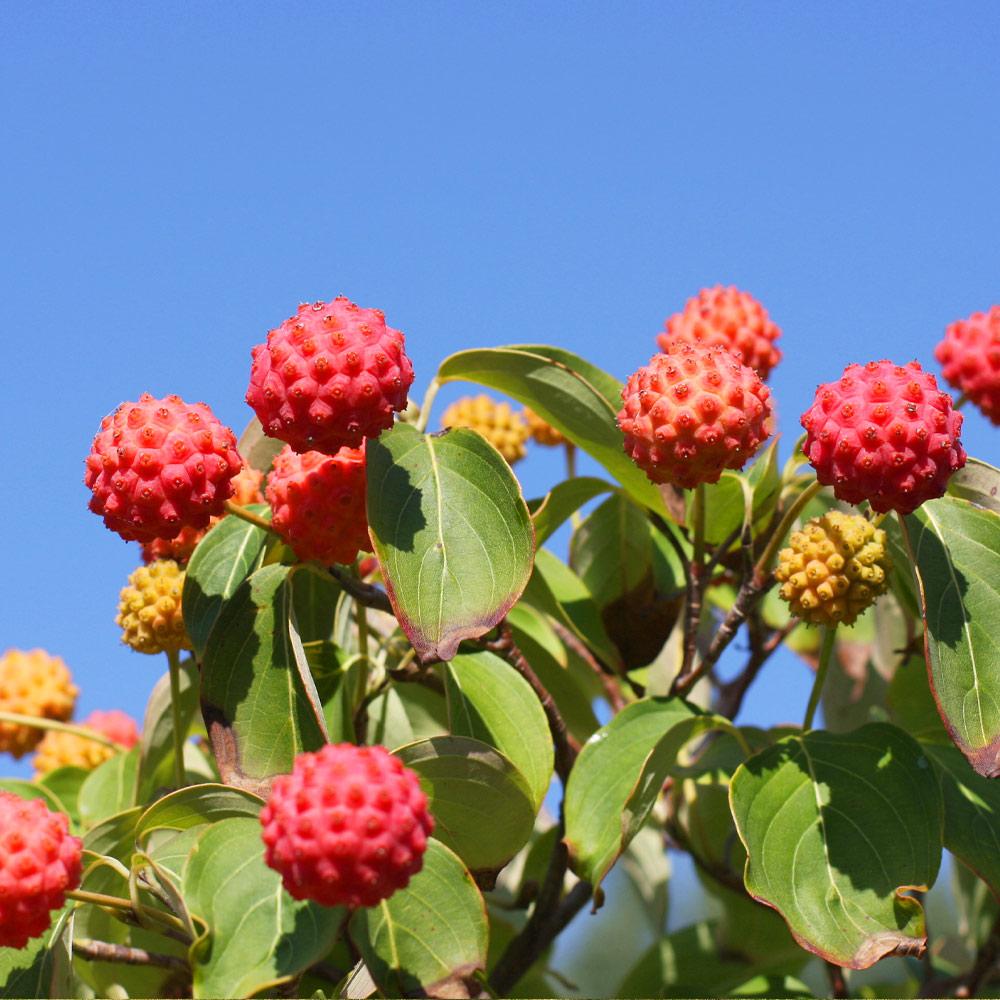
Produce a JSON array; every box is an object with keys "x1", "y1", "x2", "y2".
[
  {"x1": 0, "y1": 712, "x2": 120, "y2": 750},
  {"x1": 165, "y1": 649, "x2": 185, "y2": 789},
  {"x1": 803, "y1": 626, "x2": 838, "y2": 731}
]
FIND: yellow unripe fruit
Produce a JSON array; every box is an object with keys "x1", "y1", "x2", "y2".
[
  {"x1": 441, "y1": 395, "x2": 528, "y2": 464},
  {"x1": 0, "y1": 650, "x2": 78, "y2": 759},
  {"x1": 34, "y1": 710, "x2": 139, "y2": 776},
  {"x1": 117, "y1": 560, "x2": 191, "y2": 655},
  {"x1": 775, "y1": 511, "x2": 891, "y2": 627},
  {"x1": 523, "y1": 407, "x2": 566, "y2": 447}
]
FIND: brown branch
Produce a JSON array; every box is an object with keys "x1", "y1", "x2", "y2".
[
  {"x1": 951, "y1": 911, "x2": 1000, "y2": 998},
  {"x1": 73, "y1": 937, "x2": 188, "y2": 973},
  {"x1": 483, "y1": 621, "x2": 580, "y2": 783},
  {"x1": 328, "y1": 565, "x2": 393, "y2": 614},
  {"x1": 549, "y1": 619, "x2": 625, "y2": 713},
  {"x1": 825, "y1": 961, "x2": 848, "y2": 999}
]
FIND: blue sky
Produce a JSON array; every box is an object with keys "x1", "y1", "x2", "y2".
[{"x1": 2, "y1": 1, "x2": 997, "y2": 788}]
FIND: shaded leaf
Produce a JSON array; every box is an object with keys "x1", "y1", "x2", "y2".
[
  {"x1": 903, "y1": 497, "x2": 1000, "y2": 776},
  {"x1": 78, "y1": 747, "x2": 138, "y2": 828},
  {"x1": 349, "y1": 839, "x2": 488, "y2": 998},
  {"x1": 564, "y1": 697, "x2": 737, "y2": 887},
  {"x1": 437, "y1": 344, "x2": 669, "y2": 517},
  {"x1": 366, "y1": 423, "x2": 534, "y2": 662},
  {"x1": 730, "y1": 723, "x2": 942, "y2": 969},
  {"x1": 442, "y1": 650, "x2": 553, "y2": 812},
  {"x1": 395, "y1": 736, "x2": 535, "y2": 875},
  {"x1": 529, "y1": 476, "x2": 616, "y2": 546},
  {"x1": 237, "y1": 416, "x2": 285, "y2": 475},
  {"x1": 183, "y1": 817, "x2": 343, "y2": 998},
  {"x1": 947, "y1": 456, "x2": 1000, "y2": 515},
  {"x1": 182, "y1": 505, "x2": 272, "y2": 659},
  {"x1": 36, "y1": 767, "x2": 87, "y2": 828},
  {"x1": 0, "y1": 780, "x2": 67, "y2": 814},
  {"x1": 136, "y1": 783, "x2": 263, "y2": 844},
  {"x1": 200, "y1": 564, "x2": 328, "y2": 795},
  {"x1": 365, "y1": 682, "x2": 449, "y2": 750}
]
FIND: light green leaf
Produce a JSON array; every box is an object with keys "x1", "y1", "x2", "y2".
[
  {"x1": 237, "y1": 416, "x2": 285, "y2": 474},
  {"x1": 36, "y1": 767, "x2": 87, "y2": 827},
  {"x1": 564, "y1": 698, "x2": 737, "y2": 887},
  {"x1": 442, "y1": 650, "x2": 554, "y2": 812},
  {"x1": 947, "y1": 456, "x2": 1000, "y2": 515},
  {"x1": 136, "y1": 657, "x2": 200, "y2": 801},
  {"x1": 437, "y1": 344, "x2": 669, "y2": 519},
  {"x1": 925, "y1": 743, "x2": 1000, "y2": 897},
  {"x1": 182, "y1": 504, "x2": 272, "y2": 658},
  {"x1": 200, "y1": 564, "x2": 328, "y2": 795},
  {"x1": 78, "y1": 747, "x2": 139, "y2": 828},
  {"x1": 183, "y1": 817, "x2": 343, "y2": 999},
  {"x1": 529, "y1": 477, "x2": 616, "y2": 546},
  {"x1": 395, "y1": 736, "x2": 535, "y2": 875},
  {"x1": 366, "y1": 423, "x2": 534, "y2": 662},
  {"x1": 903, "y1": 496, "x2": 1000, "y2": 776},
  {"x1": 0, "y1": 780, "x2": 67, "y2": 814},
  {"x1": 730, "y1": 723, "x2": 942, "y2": 969},
  {"x1": 349, "y1": 839, "x2": 488, "y2": 997},
  {"x1": 136, "y1": 783, "x2": 263, "y2": 844},
  {"x1": 365, "y1": 682, "x2": 449, "y2": 750}
]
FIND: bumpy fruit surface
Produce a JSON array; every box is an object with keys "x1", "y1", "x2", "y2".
[
  {"x1": 266, "y1": 445, "x2": 371, "y2": 565},
  {"x1": 657, "y1": 286, "x2": 782, "y2": 380},
  {"x1": 246, "y1": 297, "x2": 414, "y2": 455},
  {"x1": 139, "y1": 466, "x2": 267, "y2": 564},
  {"x1": 524, "y1": 407, "x2": 566, "y2": 447},
  {"x1": 935, "y1": 305, "x2": 1000, "y2": 425},
  {"x1": 441, "y1": 395, "x2": 528, "y2": 464},
  {"x1": 775, "y1": 511, "x2": 891, "y2": 626},
  {"x1": 34, "y1": 710, "x2": 140, "y2": 775},
  {"x1": 0, "y1": 651, "x2": 77, "y2": 759},
  {"x1": 618, "y1": 345, "x2": 773, "y2": 489},
  {"x1": 261, "y1": 743, "x2": 433, "y2": 909},
  {"x1": 801, "y1": 360, "x2": 966, "y2": 515},
  {"x1": 85, "y1": 393, "x2": 243, "y2": 543},
  {"x1": 0, "y1": 792, "x2": 82, "y2": 948},
  {"x1": 117, "y1": 561, "x2": 190, "y2": 654}
]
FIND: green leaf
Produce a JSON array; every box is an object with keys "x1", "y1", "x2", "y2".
[
  {"x1": 887, "y1": 653, "x2": 950, "y2": 745},
  {"x1": 437, "y1": 345, "x2": 670, "y2": 520},
  {"x1": 78, "y1": 747, "x2": 139, "y2": 828},
  {"x1": 36, "y1": 767, "x2": 87, "y2": 828},
  {"x1": 395, "y1": 736, "x2": 535, "y2": 875},
  {"x1": 136, "y1": 783, "x2": 263, "y2": 844},
  {"x1": 136, "y1": 657, "x2": 200, "y2": 801},
  {"x1": 349, "y1": 839, "x2": 488, "y2": 997},
  {"x1": 0, "y1": 906, "x2": 73, "y2": 999},
  {"x1": 925, "y1": 743, "x2": 1000, "y2": 897},
  {"x1": 947, "y1": 456, "x2": 1000, "y2": 515},
  {"x1": 182, "y1": 504, "x2": 272, "y2": 658},
  {"x1": 564, "y1": 697, "x2": 737, "y2": 887},
  {"x1": 183, "y1": 817, "x2": 343, "y2": 999},
  {"x1": 442, "y1": 650, "x2": 554, "y2": 813},
  {"x1": 881, "y1": 514, "x2": 920, "y2": 619},
  {"x1": 0, "y1": 779, "x2": 67, "y2": 814},
  {"x1": 523, "y1": 546, "x2": 622, "y2": 671},
  {"x1": 200, "y1": 564, "x2": 328, "y2": 795},
  {"x1": 529, "y1": 477, "x2": 615, "y2": 546},
  {"x1": 366, "y1": 423, "x2": 534, "y2": 662},
  {"x1": 237, "y1": 415, "x2": 285, "y2": 474},
  {"x1": 730, "y1": 723, "x2": 943, "y2": 969},
  {"x1": 903, "y1": 496, "x2": 1000, "y2": 776},
  {"x1": 365, "y1": 683, "x2": 448, "y2": 750}
]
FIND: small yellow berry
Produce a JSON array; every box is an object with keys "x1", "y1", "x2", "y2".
[
  {"x1": 117, "y1": 560, "x2": 191, "y2": 655},
  {"x1": 523, "y1": 407, "x2": 566, "y2": 447},
  {"x1": 0, "y1": 650, "x2": 78, "y2": 759},
  {"x1": 774, "y1": 510, "x2": 891, "y2": 627},
  {"x1": 33, "y1": 709, "x2": 139, "y2": 776},
  {"x1": 441, "y1": 395, "x2": 528, "y2": 464}
]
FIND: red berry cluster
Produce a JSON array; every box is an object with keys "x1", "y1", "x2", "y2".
[
  {"x1": 260, "y1": 744, "x2": 433, "y2": 909},
  {"x1": 935, "y1": 305, "x2": 1000, "y2": 426}
]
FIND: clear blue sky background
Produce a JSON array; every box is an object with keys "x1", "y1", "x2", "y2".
[{"x1": 2, "y1": 2, "x2": 998, "y2": 989}]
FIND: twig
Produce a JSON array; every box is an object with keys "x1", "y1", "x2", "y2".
[
  {"x1": 328, "y1": 565, "x2": 393, "y2": 614},
  {"x1": 73, "y1": 938, "x2": 187, "y2": 973},
  {"x1": 483, "y1": 622, "x2": 580, "y2": 782},
  {"x1": 549, "y1": 620, "x2": 625, "y2": 712},
  {"x1": 825, "y1": 961, "x2": 848, "y2": 999}
]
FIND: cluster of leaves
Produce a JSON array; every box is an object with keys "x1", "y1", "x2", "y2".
[{"x1": 2, "y1": 343, "x2": 999, "y2": 999}]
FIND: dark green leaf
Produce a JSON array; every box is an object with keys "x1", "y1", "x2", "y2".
[
  {"x1": 365, "y1": 682, "x2": 448, "y2": 750},
  {"x1": 366, "y1": 423, "x2": 534, "y2": 662},
  {"x1": 200, "y1": 564, "x2": 328, "y2": 795},
  {"x1": 437, "y1": 344, "x2": 669, "y2": 517},
  {"x1": 395, "y1": 736, "x2": 535, "y2": 874},
  {"x1": 442, "y1": 651, "x2": 553, "y2": 812},
  {"x1": 730, "y1": 723, "x2": 942, "y2": 969},
  {"x1": 182, "y1": 504, "x2": 272, "y2": 658},
  {"x1": 183, "y1": 817, "x2": 343, "y2": 998},
  {"x1": 564, "y1": 697, "x2": 737, "y2": 887},
  {"x1": 903, "y1": 497, "x2": 1000, "y2": 776},
  {"x1": 349, "y1": 839, "x2": 488, "y2": 997},
  {"x1": 529, "y1": 477, "x2": 616, "y2": 545}
]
